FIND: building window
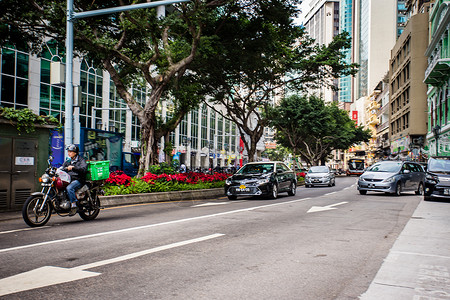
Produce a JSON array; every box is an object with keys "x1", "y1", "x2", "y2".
[
  {"x1": 191, "y1": 108, "x2": 199, "y2": 150},
  {"x1": 1, "y1": 47, "x2": 29, "y2": 109},
  {"x1": 201, "y1": 104, "x2": 208, "y2": 148},
  {"x1": 217, "y1": 114, "x2": 224, "y2": 150},
  {"x1": 109, "y1": 81, "x2": 127, "y2": 135},
  {"x1": 79, "y1": 59, "x2": 103, "y2": 128}
]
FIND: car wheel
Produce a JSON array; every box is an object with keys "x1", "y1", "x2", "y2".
[
  {"x1": 287, "y1": 181, "x2": 297, "y2": 196},
  {"x1": 305, "y1": 184, "x2": 310, "y2": 188},
  {"x1": 332, "y1": 180, "x2": 336, "y2": 186},
  {"x1": 415, "y1": 183, "x2": 424, "y2": 195},
  {"x1": 227, "y1": 195, "x2": 237, "y2": 200},
  {"x1": 359, "y1": 190, "x2": 367, "y2": 195},
  {"x1": 270, "y1": 184, "x2": 278, "y2": 199},
  {"x1": 394, "y1": 182, "x2": 402, "y2": 196},
  {"x1": 424, "y1": 195, "x2": 431, "y2": 201}
]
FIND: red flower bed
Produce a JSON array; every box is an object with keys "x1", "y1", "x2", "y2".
[
  {"x1": 297, "y1": 172, "x2": 306, "y2": 178},
  {"x1": 141, "y1": 171, "x2": 231, "y2": 185},
  {"x1": 105, "y1": 171, "x2": 132, "y2": 186},
  {"x1": 106, "y1": 171, "x2": 232, "y2": 187}
]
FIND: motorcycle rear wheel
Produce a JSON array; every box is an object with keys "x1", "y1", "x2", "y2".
[
  {"x1": 79, "y1": 192, "x2": 100, "y2": 221},
  {"x1": 22, "y1": 195, "x2": 52, "y2": 227}
]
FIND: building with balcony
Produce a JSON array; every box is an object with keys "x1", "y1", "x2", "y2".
[
  {"x1": 389, "y1": 12, "x2": 429, "y2": 160},
  {"x1": 424, "y1": 0, "x2": 450, "y2": 156},
  {"x1": 373, "y1": 79, "x2": 392, "y2": 160}
]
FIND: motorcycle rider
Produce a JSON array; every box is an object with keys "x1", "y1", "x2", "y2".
[{"x1": 62, "y1": 144, "x2": 87, "y2": 213}]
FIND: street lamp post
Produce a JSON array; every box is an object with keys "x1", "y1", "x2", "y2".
[{"x1": 432, "y1": 125, "x2": 441, "y2": 157}]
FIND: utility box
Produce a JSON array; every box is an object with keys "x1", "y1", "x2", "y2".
[{"x1": 0, "y1": 120, "x2": 55, "y2": 211}]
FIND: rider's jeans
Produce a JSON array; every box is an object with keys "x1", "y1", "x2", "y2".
[{"x1": 67, "y1": 180, "x2": 82, "y2": 203}]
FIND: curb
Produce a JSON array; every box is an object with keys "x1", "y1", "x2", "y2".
[{"x1": 100, "y1": 188, "x2": 225, "y2": 207}]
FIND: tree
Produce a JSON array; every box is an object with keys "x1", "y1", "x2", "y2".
[
  {"x1": 192, "y1": 1, "x2": 358, "y2": 161},
  {"x1": 267, "y1": 95, "x2": 371, "y2": 166},
  {"x1": 261, "y1": 145, "x2": 291, "y2": 162},
  {"x1": 1, "y1": 0, "x2": 229, "y2": 176}
]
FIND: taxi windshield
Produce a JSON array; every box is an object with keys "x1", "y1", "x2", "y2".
[{"x1": 238, "y1": 164, "x2": 274, "y2": 174}]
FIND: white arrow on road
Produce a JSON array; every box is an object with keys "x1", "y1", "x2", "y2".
[
  {"x1": 0, "y1": 233, "x2": 224, "y2": 296},
  {"x1": 307, "y1": 202, "x2": 348, "y2": 213}
]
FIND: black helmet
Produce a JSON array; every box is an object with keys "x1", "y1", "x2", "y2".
[{"x1": 66, "y1": 144, "x2": 79, "y2": 153}]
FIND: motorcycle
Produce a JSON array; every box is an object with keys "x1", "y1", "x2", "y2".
[{"x1": 22, "y1": 156, "x2": 102, "y2": 227}]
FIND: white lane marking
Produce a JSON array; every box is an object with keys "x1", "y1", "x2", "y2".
[
  {"x1": 307, "y1": 202, "x2": 348, "y2": 213},
  {"x1": 325, "y1": 192, "x2": 337, "y2": 196},
  {"x1": 73, "y1": 233, "x2": 225, "y2": 270},
  {"x1": 0, "y1": 196, "x2": 313, "y2": 254},
  {"x1": 0, "y1": 226, "x2": 50, "y2": 235},
  {"x1": 0, "y1": 234, "x2": 224, "y2": 296},
  {"x1": 191, "y1": 202, "x2": 230, "y2": 207}
]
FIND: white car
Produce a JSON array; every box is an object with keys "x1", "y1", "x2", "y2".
[{"x1": 305, "y1": 166, "x2": 336, "y2": 187}]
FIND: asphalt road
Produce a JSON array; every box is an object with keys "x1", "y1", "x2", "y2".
[{"x1": 0, "y1": 176, "x2": 422, "y2": 299}]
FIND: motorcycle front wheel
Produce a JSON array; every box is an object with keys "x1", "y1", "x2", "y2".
[
  {"x1": 22, "y1": 195, "x2": 52, "y2": 227},
  {"x1": 79, "y1": 192, "x2": 100, "y2": 221}
]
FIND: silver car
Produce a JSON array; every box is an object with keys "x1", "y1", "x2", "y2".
[
  {"x1": 357, "y1": 160, "x2": 425, "y2": 196},
  {"x1": 305, "y1": 166, "x2": 336, "y2": 187}
]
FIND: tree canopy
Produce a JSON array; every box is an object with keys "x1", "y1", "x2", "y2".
[
  {"x1": 191, "y1": 3, "x2": 358, "y2": 161},
  {"x1": 267, "y1": 95, "x2": 371, "y2": 166},
  {"x1": 1, "y1": 0, "x2": 231, "y2": 175}
]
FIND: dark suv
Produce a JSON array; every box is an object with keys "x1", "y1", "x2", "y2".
[{"x1": 424, "y1": 157, "x2": 450, "y2": 201}]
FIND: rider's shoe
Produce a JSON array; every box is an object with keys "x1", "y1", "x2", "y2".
[{"x1": 69, "y1": 202, "x2": 78, "y2": 216}]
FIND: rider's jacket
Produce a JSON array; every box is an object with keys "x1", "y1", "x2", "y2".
[{"x1": 62, "y1": 155, "x2": 88, "y2": 182}]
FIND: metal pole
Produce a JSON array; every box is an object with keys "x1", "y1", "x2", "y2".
[{"x1": 64, "y1": 0, "x2": 74, "y2": 158}]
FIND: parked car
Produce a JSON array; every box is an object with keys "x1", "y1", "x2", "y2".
[
  {"x1": 357, "y1": 160, "x2": 425, "y2": 196},
  {"x1": 305, "y1": 165, "x2": 336, "y2": 187},
  {"x1": 224, "y1": 161, "x2": 297, "y2": 200},
  {"x1": 424, "y1": 157, "x2": 450, "y2": 201}
]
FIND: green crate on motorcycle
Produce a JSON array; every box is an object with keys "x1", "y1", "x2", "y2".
[{"x1": 87, "y1": 160, "x2": 110, "y2": 180}]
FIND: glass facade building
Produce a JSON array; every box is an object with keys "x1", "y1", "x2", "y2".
[
  {"x1": 0, "y1": 43, "x2": 243, "y2": 168},
  {"x1": 338, "y1": 0, "x2": 353, "y2": 103}
]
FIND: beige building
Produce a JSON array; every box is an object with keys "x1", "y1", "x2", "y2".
[{"x1": 389, "y1": 12, "x2": 429, "y2": 160}]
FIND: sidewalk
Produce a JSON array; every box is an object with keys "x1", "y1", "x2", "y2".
[{"x1": 360, "y1": 199, "x2": 450, "y2": 299}]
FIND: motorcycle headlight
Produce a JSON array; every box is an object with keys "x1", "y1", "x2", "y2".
[
  {"x1": 383, "y1": 176, "x2": 396, "y2": 183},
  {"x1": 40, "y1": 173, "x2": 51, "y2": 183}
]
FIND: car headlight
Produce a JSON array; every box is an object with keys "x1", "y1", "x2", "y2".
[
  {"x1": 426, "y1": 174, "x2": 439, "y2": 183},
  {"x1": 257, "y1": 178, "x2": 270, "y2": 185},
  {"x1": 225, "y1": 178, "x2": 232, "y2": 185},
  {"x1": 305, "y1": 175, "x2": 310, "y2": 180},
  {"x1": 383, "y1": 176, "x2": 396, "y2": 183},
  {"x1": 359, "y1": 177, "x2": 366, "y2": 182}
]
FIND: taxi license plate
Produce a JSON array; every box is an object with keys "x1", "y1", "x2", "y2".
[
  {"x1": 444, "y1": 189, "x2": 450, "y2": 195},
  {"x1": 237, "y1": 185, "x2": 250, "y2": 192}
]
